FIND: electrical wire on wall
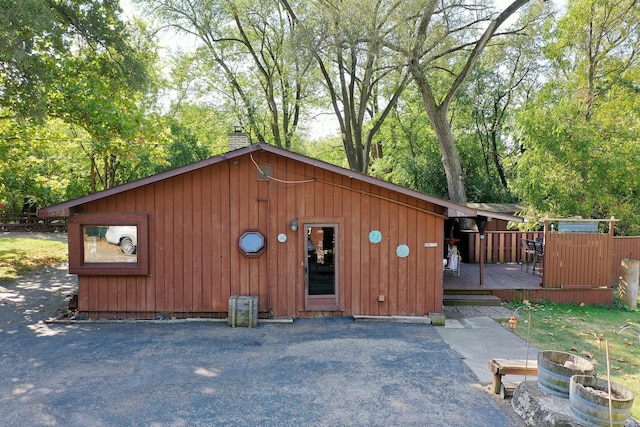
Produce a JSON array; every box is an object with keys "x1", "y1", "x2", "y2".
[
  {"x1": 250, "y1": 153, "x2": 316, "y2": 185},
  {"x1": 250, "y1": 153, "x2": 445, "y2": 218}
]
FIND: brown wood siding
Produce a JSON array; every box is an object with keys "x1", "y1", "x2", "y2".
[
  {"x1": 76, "y1": 151, "x2": 445, "y2": 319},
  {"x1": 368, "y1": 185, "x2": 381, "y2": 315},
  {"x1": 542, "y1": 233, "x2": 612, "y2": 288}
]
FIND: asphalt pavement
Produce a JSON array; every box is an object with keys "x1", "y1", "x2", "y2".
[{"x1": 1, "y1": 232, "x2": 530, "y2": 426}]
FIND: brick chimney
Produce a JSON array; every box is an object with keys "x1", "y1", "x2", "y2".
[{"x1": 228, "y1": 126, "x2": 249, "y2": 151}]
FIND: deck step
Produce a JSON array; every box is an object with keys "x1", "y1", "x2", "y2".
[
  {"x1": 442, "y1": 289, "x2": 494, "y2": 296},
  {"x1": 443, "y1": 293, "x2": 502, "y2": 306}
]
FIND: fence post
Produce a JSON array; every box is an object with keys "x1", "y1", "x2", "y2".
[{"x1": 620, "y1": 259, "x2": 639, "y2": 309}]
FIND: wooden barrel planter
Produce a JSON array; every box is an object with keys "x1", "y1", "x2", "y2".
[
  {"x1": 569, "y1": 375, "x2": 635, "y2": 427},
  {"x1": 537, "y1": 350, "x2": 595, "y2": 397}
]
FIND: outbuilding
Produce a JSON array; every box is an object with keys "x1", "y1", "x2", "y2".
[{"x1": 39, "y1": 140, "x2": 517, "y2": 320}]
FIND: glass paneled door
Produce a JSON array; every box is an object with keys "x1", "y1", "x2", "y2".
[{"x1": 304, "y1": 223, "x2": 339, "y2": 311}]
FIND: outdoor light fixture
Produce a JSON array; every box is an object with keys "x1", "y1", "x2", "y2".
[{"x1": 290, "y1": 218, "x2": 298, "y2": 232}]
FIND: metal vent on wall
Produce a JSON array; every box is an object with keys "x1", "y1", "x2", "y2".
[{"x1": 257, "y1": 164, "x2": 273, "y2": 180}]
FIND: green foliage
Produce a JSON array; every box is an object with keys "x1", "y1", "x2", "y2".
[
  {"x1": 0, "y1": 118, "x2": 87, "y2": 210},
  {"x1": 141, "y1": 0, "x2": 311, "y2": 149},
  {"x1": 0, "y1": 1, "x2": 161, "y2": 204},
  {"x1": 514, "y1": 98, "x2": 640, "y2": 234},
  {"x1": 169, "y1": 103, "x2": 234, "y2": 157},
  {"x1": 296, "y1": 136, "x2": 349, "y2": 170},
  {"x1": 511, "y1": 0, "x2": 640, "y2": 235},
  {"x1": 1, "y1": 0, "x2": 639, "y2": 241},
  {"x1": 368, "y1": 104, "x2": 449, "y2": 198},
  {"x1": 366, "y1": 84, "x2": 518, "y2": 202},
  {"x1": 162, "y1": 121, "x2": 212, "y2": 170},
  {"x1": 0, "y1": 0, "x2": 149, "y2": 120}
]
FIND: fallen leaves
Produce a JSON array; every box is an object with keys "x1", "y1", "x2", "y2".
[{"x1": 509, "y1": 302, "x2": 639, "y2": 408}]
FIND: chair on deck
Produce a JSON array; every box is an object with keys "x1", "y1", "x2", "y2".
[
  {"x1": 532, "y1": 241, "x2": 544, "y2": 275},
  {"x1": 521, "y1": 239, "x2": 536, "y2": 272}
]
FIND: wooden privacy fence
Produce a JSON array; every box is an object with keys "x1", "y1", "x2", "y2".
[
  {"x1": 543, "y1": 233, "x2": 612, "y2": 288},
  {"x1": 466, "y1": 229, "x2": 640, "y2": 288},
  {"x1": 612, "y1": 237, "x2": 640, "y2": 282}
]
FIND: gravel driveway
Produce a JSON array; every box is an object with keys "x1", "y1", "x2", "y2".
[{"x1": 0, "y1": 233, "x2": 525, "y2": 427}]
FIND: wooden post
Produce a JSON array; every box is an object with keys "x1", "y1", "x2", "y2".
[
  {"x1": 476, "y1": 216, "x2": 488, "y2": 287},
  {"x1": 542, "y1": 220, "x2": 550, "y2": 287},
  {"x1": 608, "y1": 218, "x2": 615, "y2": 237},
  {"x1": 607, "y1": 218, "x2": 616, "y2": 287},
  {"x1": 620, "y1": 259, "x2": 639, "y2": 309},
  {"x1": 480, "y1": 234, "x2": 485, "y2": 286}
]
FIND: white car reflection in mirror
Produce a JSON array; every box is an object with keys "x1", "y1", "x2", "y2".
[{"x1": 105, "y1": 226, "x2": 137, "y2": 255}]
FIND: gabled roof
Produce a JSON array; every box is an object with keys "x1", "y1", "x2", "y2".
[{"x1": 38, "y1": 143, "x2": 521, "y2": 223}]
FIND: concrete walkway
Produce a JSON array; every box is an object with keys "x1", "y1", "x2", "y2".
[{"x1": 439, "y1": 306, "x2": 539, "y2": 387}]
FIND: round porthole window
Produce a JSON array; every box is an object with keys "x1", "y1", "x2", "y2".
[{"x1": 239, "y1": 231, "x2": 266, "y2": 257}]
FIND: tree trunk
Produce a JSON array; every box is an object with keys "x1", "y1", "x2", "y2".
[
  {"x1": 431, "y1": 108, "x2": 467, "y2": 205},
  {"x1": 407, "y1": 0, "x2": 530, "y2": 205},
  {"x1": 490, "y1": 131, "x2": 509, "y2": 189},
  {"x1": 103, "y1": 155, "x2": 108, "y2": 190},
  {"x1": 90, "y1": 156, "x2": 97, "y2": 193},
  {"x1": 409, "y1": 66, "x2": 467, "y2": 205}
]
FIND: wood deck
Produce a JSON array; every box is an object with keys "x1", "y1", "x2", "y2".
[
  {"x1": 444, "y1": 262, "x2": 542, "y2": 291},
  {"x1": 443, "y1": 262, "x2": 614, "y2": 307}
]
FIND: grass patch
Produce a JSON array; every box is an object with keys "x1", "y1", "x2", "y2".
[
  {"x1": 0, "y1": 238, "x2": 68, "y2": 281},
  {"x1": 504, "y1": 302, "x2": 639, "y2": 419}
]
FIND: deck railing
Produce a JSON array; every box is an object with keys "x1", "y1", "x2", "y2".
[
  {"x1": 465, "y1": 230, "x2": 640, "y2": 288},
  {"x1": 465, "y1": 231, "x2": 543, "y2": 264}
]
